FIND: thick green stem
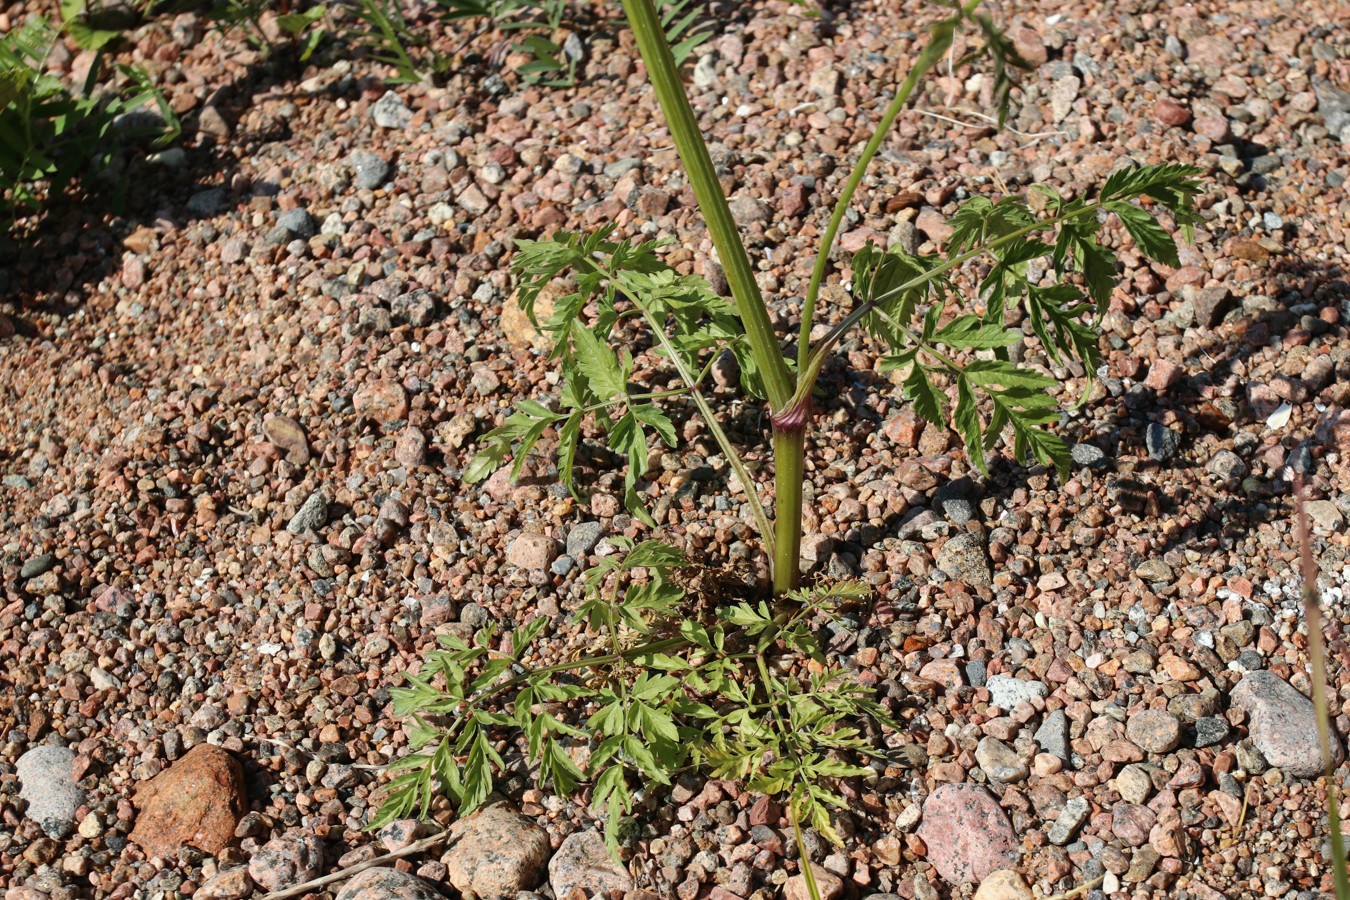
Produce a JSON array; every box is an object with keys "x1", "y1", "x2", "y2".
[
  {"x1": 795, "y1": 3, "x2": 971, "y2": 370},
  {"x1": 771, "y1": 427, "x2": 805, "y2": 594},
  {"x1": 619, "y1": 0, "x2": 793, "y2": 412}
]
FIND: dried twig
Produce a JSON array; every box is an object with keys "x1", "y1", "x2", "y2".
[
  {"x1": 257, "y1": 830, "x2": 454, "y2": 900},
  {"x1": 1044, "y1": 873, "x2": 1105, "y2": 900}
]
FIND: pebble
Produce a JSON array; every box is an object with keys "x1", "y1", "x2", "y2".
[
  {"x1": 1115, "y1": 765, "x2": 1154, "y2": 804},
  {"x1": 195, "y1": 867, "x2": 254, "y2": 900},
  {"x1": 549, "y1": 830, "x2": 635, "y2": 898},
  {"x1": 349, "y1": 150, "x2": 392, "y2": 190},
  {"x1": 986, "y1": 674, "x2": 1048, "y2": 711},
  {"x1": 371, "y1": 90, "x2": 413, "y2": 128},
  {"x1": 975, "y1": 736, "x2": 1028, "y2": 784},
  {"x1": 1145, "y1": 423, "x2": 1181, "y2": 462},
  {"x1": 1231, "y1": 671, "x2": 1344, "y2": 777},
  {"x1": 336, "y1": 868, "x2": 443, "y2": 900},
  {"x1": 1070, "y1": 443, "x2": 1107, "y2": 469},
  {"x1": 1206, "y1": 450, "x2": 1248, "y2": 482},
  {"x1": 16, "y1": 745, "x2": 85, "y2": 839},
  {"x1": 1134, "y1": 559, "x2": 1174, "y2": 583},
  {"x1": 277, "y1": 208, "x2": 316, "y2": 238},
  {"x1": 129, "y1": 744, "x2": 247, "y2": 857},
  {"x1": 395, "y1": 425, "x2": 428, "y2": 468},
  {"x1": 1050, "y1": 75, "x2": 1081, "y2": 123},
  {"x1": 19, "y1": 552, "x2": 57, "y2": 579},
  {"x1": 936, "y1": 533, "x2": 991, "y2": 587},
  {"x1": 566, "y1": 521, "x2": 604, "y2": 558},
  {"x1": 1304, "y1": 500, "x2": 1345, "y2": 532},
  {"x1": 784, "y1": 864, "x2": 844, "y2": 900},
  {"x1": 1112, "y1": 803, "x2": 1157, "y2": 847},
  {"x1": 1193, "y1": 716, "x2": 1231, "y2": 748},
  {"x1": 1125, "y1": 709, "x2": 1182, "y2": 754},
  {"x1": 248, "y1": 832, "x2": 326, "y2": 891},
  {"x1": 287, "y1": 491, "x2": 329, "y2": 535},
  {"x1": 264, "y1": 415, "x2": 310, "y2": 462},
  {"x1": 1047, "y1": 796, "x2": 1090, "y2": 846},
  {"x1": 443, "y1": 805, "x2": 551, "y2": 896},
  {"x1": 973, "y1": 869, "x2": 1033, "y2": 900},
  {"x1": 917, "y1": 784, "x2": 1018, "y2": 885},
  {"x1": 1034, "y1": 709, "x2": 1070, "y2": 761},
  {"x1": 507, "y1": 533, "x2": 559, "y2": 570}
]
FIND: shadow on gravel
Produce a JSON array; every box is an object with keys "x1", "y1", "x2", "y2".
[
  {"x1": 0, "y1": 51, "x2": 319, "y2": 311},
  {"x1": 795, "y1": 251, "x2": 1348, "y2": 578}
]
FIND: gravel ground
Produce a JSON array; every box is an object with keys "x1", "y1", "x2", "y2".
[{"x1": 2, "y1": 0, "x2": 1350, "y2": 898}]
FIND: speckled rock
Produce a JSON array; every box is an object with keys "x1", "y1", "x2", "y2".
[
  {"x1": 335, "y1": 867, "x2": 443, "y2": 900},
  {"x1": 248, "y1": 832, "x2": 326, "y2": 892},
  {"x1": 548, "y1": 830, "x2": 633, "y2": 898},
  {"x1": 1126, "y1": 709, "x2": 1183, "y2": 754},
  {"x1": 986, "y1": 675, "x2": 1048, "y2": 710},
  {"x1": 918, "y1": 784, "x2": 1018, "y2": 885},
  {"x1": 1231, "y1": 671, "x2": 1344, "y2": 777},
  {"x1": 973, "y1": 869, "x2": 1033, "y2": 900},
  {"x1": 784, "y1": 864, "x2": 844, "y2": 900},
  {"x1": 936, "y1": 532, "x2": 991, "y2": 587},
  {"x1": 195, "y1": 867, "x2": 254, "y2": 900},
  {"x1": 16, "y1": 745, "x2": 85, "y2": 839},
  {"x1": 443, "y1": 804, "x2": 551, "y2": 897}
]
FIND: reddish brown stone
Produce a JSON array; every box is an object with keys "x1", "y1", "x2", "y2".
[
  {"x1": 130, "y1": 745, "x2": 247, "y2": 858},
  {"x1": 1153, "y1": 98, "x2": 1191, "y2": 127}
]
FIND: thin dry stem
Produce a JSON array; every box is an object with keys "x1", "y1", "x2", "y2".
[{"x1": 257, "y1": 830, "x2": 453, "y2": 900}]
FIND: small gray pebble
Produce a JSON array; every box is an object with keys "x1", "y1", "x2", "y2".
[
  {"x1": 349, "y1": 150, "x2": 392, "y2": 190},
  {"x1": 1193, "y1": 717, "x2": 1231, "y2": 748},
  {"x1": 1071, "y1": 443, "x2": 1107, "y2": 468},
  {"x1": 1146, "y1": 423, "x2": 1181, "y2": 463},
  {"x1": 371, "y1": 90, "x2": 413, "y2": 129},
  {"x1": 286, "y1": 491, "x2": 329, "y2": 535},
  {"x1": 277, "y1": 208, "x2": 316, "y2": 238},
  {"x1": 565, "y1": 521, "x2": 604, "y2": 559},
  {"x1": 21, "y1": 553, "x2": 57, "y2": 580}
]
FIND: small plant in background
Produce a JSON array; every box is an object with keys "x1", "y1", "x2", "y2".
[
  {"x1": 204, "y1": 0, "x2": 332, "y2": 63},
  {"x1": 0, "y1": 0, "x2": 180, "y2": 225},
  {"x1": 439, "y1": 0, "x2": 712, "y2": 86},
  {"x1": 379, "y1": 0, "x2": 1202, "y2": 877}
]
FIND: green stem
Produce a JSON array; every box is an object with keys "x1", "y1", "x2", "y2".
[
  {"x1": 619, "y1": 0, "x2": 793, "y2": 413},
  {"x1": 771, "y1": 427, "x2": 805, "y2": 594},
  {"x1": 795, "y1": 1, "x2": 974, "y2": 371}
]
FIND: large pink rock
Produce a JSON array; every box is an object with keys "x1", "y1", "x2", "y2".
[
  {"x1": 1232, "y1": 671, "x2": 1344, "y2": 777},
  {"x1": 917, "y1": 784, "x2": 1017, "y2": 885}
]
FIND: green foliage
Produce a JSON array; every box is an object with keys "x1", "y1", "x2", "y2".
[
  {"x1": 0, "y1": 4, "x2": 180, "y2": 222},
  {"x1": 869, "y1": 162, "x2": 1202, "y2": 478},
  {"x1": 348, "y1": 0, "x2": 436, "y2": 83},
  {"x1": 466, "y1": 224, "x2": 758, "y2": 522},
  {"x1": 386, "y1": 4, "x2": 1205, "y2": 890},
  {"x1": 437, "y1": 0, "x2": 711, "y2": 86},
  {"x1": 376, "y1": 539, "x2": 893, "y2": 854}
]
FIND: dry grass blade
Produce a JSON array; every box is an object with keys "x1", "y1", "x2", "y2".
[
  {"x1": 256, "y1": 830, "x2": 453, "y2": 900},
  {"x1": 1296, "y1": 483, "x2": 1350, "y2": 898}
]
